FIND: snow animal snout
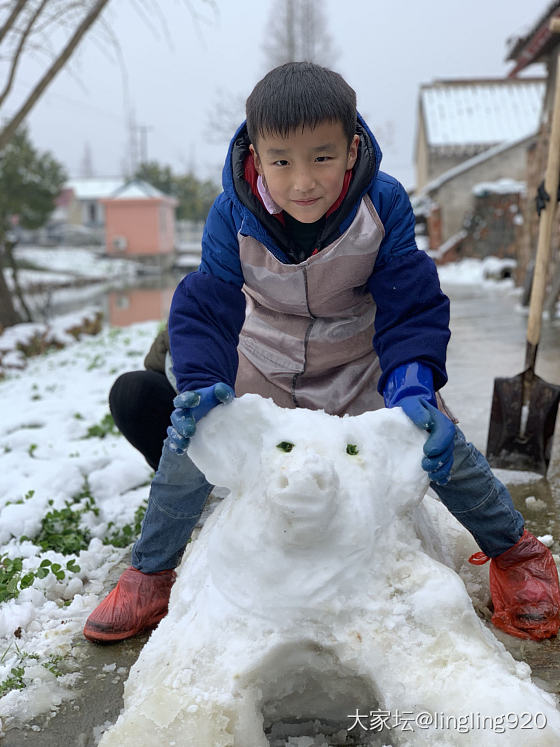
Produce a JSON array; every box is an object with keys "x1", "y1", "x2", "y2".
[{"x1": 267, "y1": 453, "x2": 339, "y2": 539}]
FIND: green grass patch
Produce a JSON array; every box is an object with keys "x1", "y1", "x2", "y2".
[
  {"x1": 24, "y1": 479, "x2": 97, "y2": 556},
  {"x1": 0, "y1": 645, "x2": 65, "y2": 697},
  {"x1": 0, "y1": 665, "x2": 26, "y2": 696},
  {"x1": 86, "y1": 413, "x2": 119, "y2": 439},
  {"x1": 0, "y1": 555, "x2": 81, "y2": 603},
  {"x1": 103, "y1": 501, "x2": 147, "y2": 548}
]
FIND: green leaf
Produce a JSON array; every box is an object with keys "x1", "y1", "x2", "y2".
[{"x1": 19, "y1": 573, "x2": 34, "y2": 589}]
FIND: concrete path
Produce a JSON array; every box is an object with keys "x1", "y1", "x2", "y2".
[{"x1": 3, "y1": 279, "x2": 560, "y2": 745}]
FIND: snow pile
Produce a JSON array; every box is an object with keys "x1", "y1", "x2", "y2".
[
  {"x1": 14, "y1": 246, "x2": 144, "y2": 282},
  {"x1": 437, "y1": 256, "x2": 516, "y2": 286},
  {"x1": 101, "y1": 395, "x2": 560, "y2": 747},
  {"x1": 472, "y1": 178, "x2": 526, "y2": 196},
  {"x1": 0, "y1": 320, "x2": 159, "y2": 731},
  {"x1": 3, "y1": 269, "x2": 77, "y2": 291}
]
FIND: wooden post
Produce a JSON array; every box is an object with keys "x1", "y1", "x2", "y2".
[{"x1": 546, "y1": 18, "x2": 560, "y2": 481}]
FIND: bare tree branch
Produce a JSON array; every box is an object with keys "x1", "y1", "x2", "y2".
[
  {"x1": 0, "y1": 0, "x2": 111, "y2": 151},
  {"x1": 0, "y1": 0, "x2": 49, "y2": 110},
  {"x1": 5, "y1": 239, "x2": 33, "y2": 322},
  {"x1": 262, "y1": 0, "x2": 338, "y2": 70},
  {"x1": 0, "y1": 0, "x2": 27, "y2": 46}
]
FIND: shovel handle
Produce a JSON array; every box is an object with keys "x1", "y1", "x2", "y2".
[{"x1": 526, "y1": 51, "x2": 560, "y2": 364}]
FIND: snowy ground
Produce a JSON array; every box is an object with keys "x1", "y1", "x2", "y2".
[
  {"x1": 0, "y1": 255, "x2": 558, "y2": 743},
  {"x1": 13, "y1": 246, "x2": 145, "y2": 285},
  {"x1": 0, "y1": 318, "x2": 159, "y2": 734}
]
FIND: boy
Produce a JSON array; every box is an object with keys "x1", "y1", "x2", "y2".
[{"x1": 84, "y1": 62, "x2": 560, "y2": 644}]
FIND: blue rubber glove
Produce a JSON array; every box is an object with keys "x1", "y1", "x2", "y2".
[
  {"x1": 384, "y1": 362, "x2": 455, "y2": 485},
  {"x1": 167, "y1": 382, "x2": 235, "y2": 455}
]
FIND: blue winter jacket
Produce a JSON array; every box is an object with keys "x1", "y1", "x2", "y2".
[{"x1": 169, "y1": 114, "x2": 450, "y2": 396}]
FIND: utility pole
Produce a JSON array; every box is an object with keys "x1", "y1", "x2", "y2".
[
  {"x1": 127, "y1": 123, "x2": 153, "y2": 174},
  {"x1": 137, "y1": 124, "x2": 153, "y2": 165}
]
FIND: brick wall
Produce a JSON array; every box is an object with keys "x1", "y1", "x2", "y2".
[
  {"x1": 426, "y1": 139, "x2": 531, "y2": 244},
  {"x1": 460, "y1": 189, "x2": 525, "y2": 260}
]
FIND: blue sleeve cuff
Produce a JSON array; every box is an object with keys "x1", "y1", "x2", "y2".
[{"x1": 383, "y1": 361, "x2": 437, "y2": 408}]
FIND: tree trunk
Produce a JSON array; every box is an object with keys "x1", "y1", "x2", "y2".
[
  {"x1": 0, "y1": 247, "x2": 21, "y2": 329},
  {"x1": 5, "y1": 240, "x2": 32, "y2": 322}
]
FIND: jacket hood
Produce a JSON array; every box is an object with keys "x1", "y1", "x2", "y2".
[{"x1": 221, "y1": 112, "x2": 382, "y2": 258}]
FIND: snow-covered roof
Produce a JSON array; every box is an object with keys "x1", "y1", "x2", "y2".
[
  {"x1": 420, "y1": 78, "x2": 545, "y2": 149},
  {"x1": 110, "y1": 179, "x2": 169, "y2": 200},
  {"x1": 66, "y1": 177, "x2": 125, "y2": 200},
  {"x1": 472, "y1": 178, "x2": 526, "y2": 196}
]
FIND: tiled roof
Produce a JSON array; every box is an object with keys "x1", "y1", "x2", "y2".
[
  {"x1": 420, "y1": 78, "x2": 545, "y2": 149},
  {"x1": 506, "y1": 1, "x2": 560, "y2": 73}
]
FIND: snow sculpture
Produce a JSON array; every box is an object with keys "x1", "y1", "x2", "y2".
[{"x1": 101, "y1": 395, "x2": 560, "y2": 746}]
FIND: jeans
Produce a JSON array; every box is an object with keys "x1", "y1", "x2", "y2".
[
  {"x1": 131, "y1": 438, "x2": 213, "y2": 572},
  {"x1": 430, "y1": 428, "x2": 524, "y2": 556},
  {"x1": 131, "y1": 428, "x2": 524, "y2": 573}
]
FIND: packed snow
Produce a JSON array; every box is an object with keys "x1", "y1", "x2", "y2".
[
  {"x1": 436, "y1": 257, "x2": 516, "y2": 286},
  {"x1": 100, "y1": 396, "x2": 560, "y2": 747}
]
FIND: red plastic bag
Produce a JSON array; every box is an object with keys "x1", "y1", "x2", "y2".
[{"x1": 469, "y1": 530, "x2": 560, "y2": 641}]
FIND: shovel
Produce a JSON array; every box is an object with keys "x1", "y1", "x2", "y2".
[{"x1": 486, "y1": 51, "x2": 560, "y2": 475}]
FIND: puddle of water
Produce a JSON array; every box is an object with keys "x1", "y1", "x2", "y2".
[
  {"x1": 507, "y1": 478, "x2": 560, "y2": 554},
  {"x1": 26, "y1": 268, "x2": 192, "y2": 327}
]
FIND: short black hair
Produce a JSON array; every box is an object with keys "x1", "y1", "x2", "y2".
[{"x1": 246, "y1": 62, "x2": 357, "y2": 150}]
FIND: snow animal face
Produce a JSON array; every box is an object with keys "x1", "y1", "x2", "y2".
[
  {"x1": 190, "y1": 392, "x2": 429, "y2": 529},
  {"x1": 187, "y1": 394, "x2": 430, "y2": 612}
]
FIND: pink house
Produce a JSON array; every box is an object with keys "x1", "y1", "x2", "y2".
[{"x1": 101, "y1": 180, "x2": 178, "y2": 258}]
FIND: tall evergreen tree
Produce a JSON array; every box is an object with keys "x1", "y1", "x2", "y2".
[{"x1": 0, "y1": 127, "x2": 66, "y2": 328}]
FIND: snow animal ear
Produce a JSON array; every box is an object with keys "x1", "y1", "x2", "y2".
[
  {"x1": 380, "y1": 407, "x2": 429, "y2": 507},
  {"x1": 188, "y1": 393, "x2": 276, "y2": 491}
]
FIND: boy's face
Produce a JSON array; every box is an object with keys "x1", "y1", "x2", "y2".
[{"x1": 250, "y1": 121, "x2": 359, "y2": 224}]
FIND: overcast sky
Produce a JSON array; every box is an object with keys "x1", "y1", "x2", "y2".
[{"x1": 13, "y1": 0, "x2": 551, "y2": 189}]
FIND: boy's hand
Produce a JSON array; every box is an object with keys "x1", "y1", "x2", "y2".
[
  {"x1": 383, "y1": 362, "x2": 455, "y2": 485},
  {"x1": 398, "y1": 397, "x2": 455, "y2": 485},
  {"x1": 167, "y1": 382, "x2": 235, "y2": 455}
]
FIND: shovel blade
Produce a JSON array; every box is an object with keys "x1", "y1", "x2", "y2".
[{"x1": 486, "y1": 370, "x2": 560, "y2": 475}]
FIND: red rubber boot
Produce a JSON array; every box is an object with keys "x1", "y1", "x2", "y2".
[
  {"x1": 469, "y1": 530, "x2": 560, "y2": 641},
  {"x1": 83, "y1": 566, "x2": 176, "y2": 643}
]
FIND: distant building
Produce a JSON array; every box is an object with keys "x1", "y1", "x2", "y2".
[
  {"x1": 415, "y1": 78, "x2": 545, "y2": 190},
  {"x1": 48, "y1": 177, "x2": 126, "y2": 245},
  {"x1": 100, "y1": 180, "x2": 178, "y2": 265},
  {"x1": 506, "y1": 1, "x2": 560, "y2": 294},
  {"x1": 413, "y1": 78, "x2": 545, "y2": 254},
  {"x1": 64, "y1": 177, "x2": 125, "y2": 227}
]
